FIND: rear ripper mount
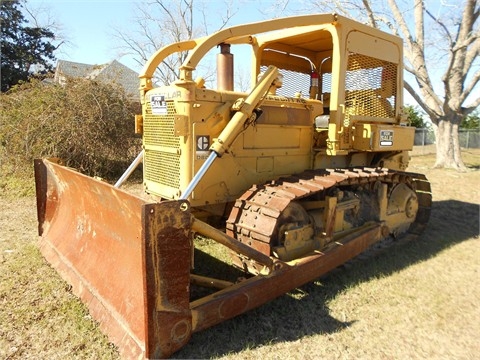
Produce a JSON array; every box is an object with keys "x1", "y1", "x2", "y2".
[{"x1": 35, "y1": 159, "x2": 430, "y2": 359}]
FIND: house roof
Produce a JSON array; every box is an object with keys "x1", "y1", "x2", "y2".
[{"x1": 55, "y1": 60, "x2": 139, "y2": 97}]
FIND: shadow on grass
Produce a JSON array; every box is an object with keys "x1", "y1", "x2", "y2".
[{"x1": 172, "y1": 199, "x2": 479, "y2": 359}]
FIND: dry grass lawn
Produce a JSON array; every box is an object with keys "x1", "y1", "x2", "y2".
[{"x1": 1, "y1": 149, "x2": 479, "y2": 359}]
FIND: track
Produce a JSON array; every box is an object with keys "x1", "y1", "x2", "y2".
[{"x1": 226, "y1": 167, "x2": 432, "y2": 272}]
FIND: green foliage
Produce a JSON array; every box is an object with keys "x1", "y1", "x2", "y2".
[
  {"x1": 1, "y1": 0, "x2": 57, "y2": 92},
  {"x1": 460, "y1": 110, "x2": 479, "y2": 129},
  {"x1": 404, "y1": 105, "x2": 427, "y2": 128},
  {"x1": 0, "y1": 77, "x2": 141, "y2": 189}
]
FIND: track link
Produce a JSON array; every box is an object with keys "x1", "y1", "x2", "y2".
[{"x1": 226, "y1": 167, "x2": 432, "y2": 272}]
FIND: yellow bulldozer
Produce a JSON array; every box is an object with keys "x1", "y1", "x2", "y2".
[{"x1": 34, "y1": 14, "x2": 432, "y2": 359}]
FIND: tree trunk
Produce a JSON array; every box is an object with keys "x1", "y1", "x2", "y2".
[{"x1": 434, "y1": 119, "x2": 467, "y2": 171}]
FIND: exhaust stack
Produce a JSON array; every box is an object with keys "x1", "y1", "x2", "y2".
[{"x1": 217, "y1": 43, "x2": 234, "y2": 91}]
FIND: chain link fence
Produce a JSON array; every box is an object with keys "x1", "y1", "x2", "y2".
[{"x1": 414, "y1": 128, "x2": 480, "y2": 149}]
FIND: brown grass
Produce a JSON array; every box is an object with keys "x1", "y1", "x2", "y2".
[{"x1": 1, "y1": 149, "x2": 479, "y2": 359}]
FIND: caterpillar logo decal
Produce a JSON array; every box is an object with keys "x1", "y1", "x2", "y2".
[
  {"x1": 196, "y1": 136, "x2": 210, "y2": 151},
  {"x1": 196, "y1": 135, "x2": 210, "y2": 160}
]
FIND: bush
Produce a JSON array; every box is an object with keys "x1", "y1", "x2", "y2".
[
  {"x1": 404, "y1": 105, "x2": 428, "y2": 128},
  {"x1": 0, "y1": 77, "x2": 142, "y2": 190}
]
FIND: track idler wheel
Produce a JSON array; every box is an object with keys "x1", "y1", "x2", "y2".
[{"x1": 271, "y1": 202, "x2": 318, "y2": 261}]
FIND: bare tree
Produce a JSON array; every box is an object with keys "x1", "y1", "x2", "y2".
[
  {"x1": 23, "y1": 1, "x2": 69, "y2": 59},
  {"x1": 292, "y1": 0, "x2": 479, "y2": 170},
  {"x1": 112, "y1": 0, "x2": 238, "y2": 86}
]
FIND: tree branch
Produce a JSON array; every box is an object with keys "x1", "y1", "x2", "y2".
[
  {"x1": 413, "y1": 0, "x2": 424, "y2": 50},
  {"x1": 388, "y1": 0, "x2": 441, "y2": 112},
  {"x1": 460, "y1": 69, "x2": 480, "y2": 104},
  {"x1": 463, "y1": 36, "x2": 479, "y2": 73},
  {"x1": 464, "y1": 96, "x2": 480, "y2": 111},
  {"x1": 425, "y1": 7, "x2": 453, "y2": 47},
  {"x1": 403, "y1": 63, "x2": 416, "y2": 75},
  {"x1": 387, "y1": 0, "x2": 412, "y2": 43},
  {"x1": 362, "y1": 0, "x2": 377, "y2": 27},
  {"x1": 452, "y1": 0, "x2": 478, "y2": 52},
  {"x1": 442, "y1": 0, "x2": 479, "y2": 108},
  {"x1": 404, "y1": 79, "x2": 441, "y2": 121}
]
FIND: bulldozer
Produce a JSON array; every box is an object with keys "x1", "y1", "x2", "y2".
[{"x1": 34, "y1": 14, "x2": 432, "y2": 359}]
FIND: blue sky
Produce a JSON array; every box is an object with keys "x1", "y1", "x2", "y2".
[
  {"x1": 31, "y1": 0, "x2": 154, "y2": 70},
  {"x1": 29, "y1": 0, "x2": 273, "y2": 71}
]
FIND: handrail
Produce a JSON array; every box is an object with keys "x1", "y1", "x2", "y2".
[{"x1": 138, "y1": 39, "x2": 199, "y2": 92}]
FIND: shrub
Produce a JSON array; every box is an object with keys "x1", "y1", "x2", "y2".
[{"x1": 0, "y1": 77, "x2": 142, "y2": 188}]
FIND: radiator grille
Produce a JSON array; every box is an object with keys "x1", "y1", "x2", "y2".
[
  {"x1": 143, "y1": 101, "x2": 181, "y2": 190},
  {"x1": 144, "y1": 149, "x2": 181, "y2": 189},
  {"x1": 144, "y1": 102, "x2": 179, "y2": 148},
  {"x1": 344, "y1": 53, "x2": 397, "y2": 125}
]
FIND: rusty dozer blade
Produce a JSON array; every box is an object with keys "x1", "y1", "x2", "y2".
[
  {"x1": 34, "y1": 159, "x2": 392, "y2": 359},
  {"x1": 34, "y1": 159, "x2": 193, "y2": 359}
]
